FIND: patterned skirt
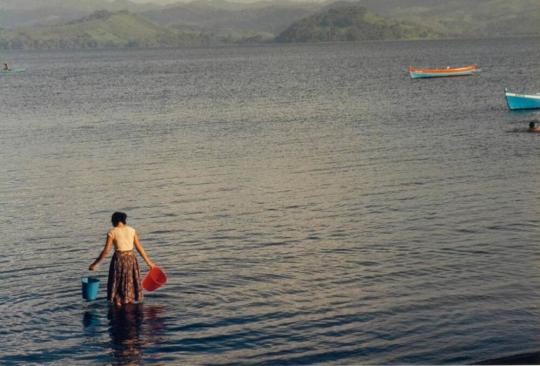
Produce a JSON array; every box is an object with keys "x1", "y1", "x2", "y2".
[{"x1": 108, "y1": 251, "x2": 143, "y2": 307}]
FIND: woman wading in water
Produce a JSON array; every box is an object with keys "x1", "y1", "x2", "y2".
[{"x1": 89, "y1": 212, "x2": 155, "y2": 307}]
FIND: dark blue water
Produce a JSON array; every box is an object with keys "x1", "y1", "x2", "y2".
[{"x1": 1, "y1": 38, "x2": 540, "y2": 365}]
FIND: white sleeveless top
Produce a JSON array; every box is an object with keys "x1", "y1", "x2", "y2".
[{"x1": 108, "y1": 225, "x2": 136, "y2": 252}]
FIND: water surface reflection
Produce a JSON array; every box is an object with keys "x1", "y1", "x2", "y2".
[
  {"x1": 83, "y1": 304, "x2": 168, "y2": 365},
  {"x1": 109, "y1": 304, "x2": 144, "y2": 365}
]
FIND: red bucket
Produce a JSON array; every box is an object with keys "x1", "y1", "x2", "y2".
[{"x1": 143, "y1": 267, "x2": 167, "y2": 292}]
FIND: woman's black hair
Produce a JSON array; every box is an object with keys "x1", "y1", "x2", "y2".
[
  {"x1": 530, "y1": 121, "x2": 536, "y2": 128},
  {"x1": 111, "y1": 212, "x2": 127, "y2": 226}
]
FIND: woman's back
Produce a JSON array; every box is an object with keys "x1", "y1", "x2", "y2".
[
  {"x1": 108, "y1": 225, "x2": 136, "y2": 252},
  {"x1": 89, "y1": 211, "x2": 155, "y2": 307}
]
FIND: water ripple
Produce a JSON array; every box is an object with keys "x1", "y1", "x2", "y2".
[{"x1": 1, "y1": 39, "x2": 540, "y2": 365}]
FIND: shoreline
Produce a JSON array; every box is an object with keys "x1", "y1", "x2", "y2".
[{"x1": 0, "y1": 35, "x2": 539, "y2": 52}]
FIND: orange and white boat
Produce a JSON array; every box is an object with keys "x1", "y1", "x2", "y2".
[{"x1": 408, "y1": 65, "x2": 479, "y2": 79}]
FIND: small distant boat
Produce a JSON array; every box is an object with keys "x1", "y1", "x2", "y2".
[
  {"x1": 408, "y1": 65, "x2": 479, "y2": 79},
  {"x1": 505, "y1": 89, "x2": 540, "y2": 110},
  {"x1": 0, "y1": 68, "x2": 26, "y2": 75}
]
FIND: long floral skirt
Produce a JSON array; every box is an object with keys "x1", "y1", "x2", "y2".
[{"x1": 108, "y1": 251, "x2": 143, "y2": 307}]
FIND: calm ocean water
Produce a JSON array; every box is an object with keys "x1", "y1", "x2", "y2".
[{"x1": 1, "y1": 38, "x2": 540, "y2": 365}]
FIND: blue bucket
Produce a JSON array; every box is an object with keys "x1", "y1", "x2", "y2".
[{"x1": 82, "y1": 277, "x2": 100, "y2": 301}]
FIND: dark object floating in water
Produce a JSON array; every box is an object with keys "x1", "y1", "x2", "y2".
[{"x1": 477, "y1": 351, "x2": 540, "y2": 365}]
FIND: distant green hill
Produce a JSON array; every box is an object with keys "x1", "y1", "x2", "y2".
[
  {"x1": 0, "y1": 10, "x2": 231, "y2": 49},
  {"x1": 0, "y1": 0, "x2": 159, "y2": 28},
  {"x1": 345, "y1": 0, "x2": 540, "y2": 37},
  {"x1": 141, "y1": 1, "x2": 318, "y2": 35},
  {"x1": 275, "y1": 4, "x2": 440, "y2": 42}
]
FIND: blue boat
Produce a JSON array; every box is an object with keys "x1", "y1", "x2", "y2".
[
  {"x1": 505, "y1": 89, "x2": 540, "y2": 110},
  {"x1": 0, "y1": 68, "x2": 26, "y2": 75}
]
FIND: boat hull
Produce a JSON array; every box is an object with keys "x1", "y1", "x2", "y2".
[
  {"x1": 408, "y1": 65, "x2": 478, "y2": 79},
  {"x1": 505, "y1": 91, "x2": 540, "y2": 110},
  {"x1": 409, "y1": 70, "x2": 476, "y2": 79},
  {"x1": 0, "y1": 69, "x2": 25, "y2": 75}
]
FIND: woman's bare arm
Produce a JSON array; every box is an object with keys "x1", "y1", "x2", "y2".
[
  {"x1": 134, "y1": 232, "x2": 155, "y2": 268},
  {"x1": 89, "y1": 235, "x2": 113, "y2": 271}
]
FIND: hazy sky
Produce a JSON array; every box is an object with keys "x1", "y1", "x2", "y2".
[{"x1": 128, "y1": 0, "x2": 321, "y2": 3}]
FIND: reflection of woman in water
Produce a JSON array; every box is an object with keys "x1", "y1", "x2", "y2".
[
  {"x1": 82, "y1": 304, "x2": 167, "y2": 365},
  {"x1": 89, "y1": 212, "x2": 155, "y2": 307},
  {"x1": 109, "y1": 304, "x2": 144, "y2": 364}
]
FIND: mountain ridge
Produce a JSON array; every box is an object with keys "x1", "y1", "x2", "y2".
[
  {"x1": 0, "y1": 1, "x2": 538, "y2": 49},
  {"x1": 0, "y1": 11, "x2": 197, "y2": 49},
  {"x1": 276, "y1": 4, "x2": 440, "y2": 42}
]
